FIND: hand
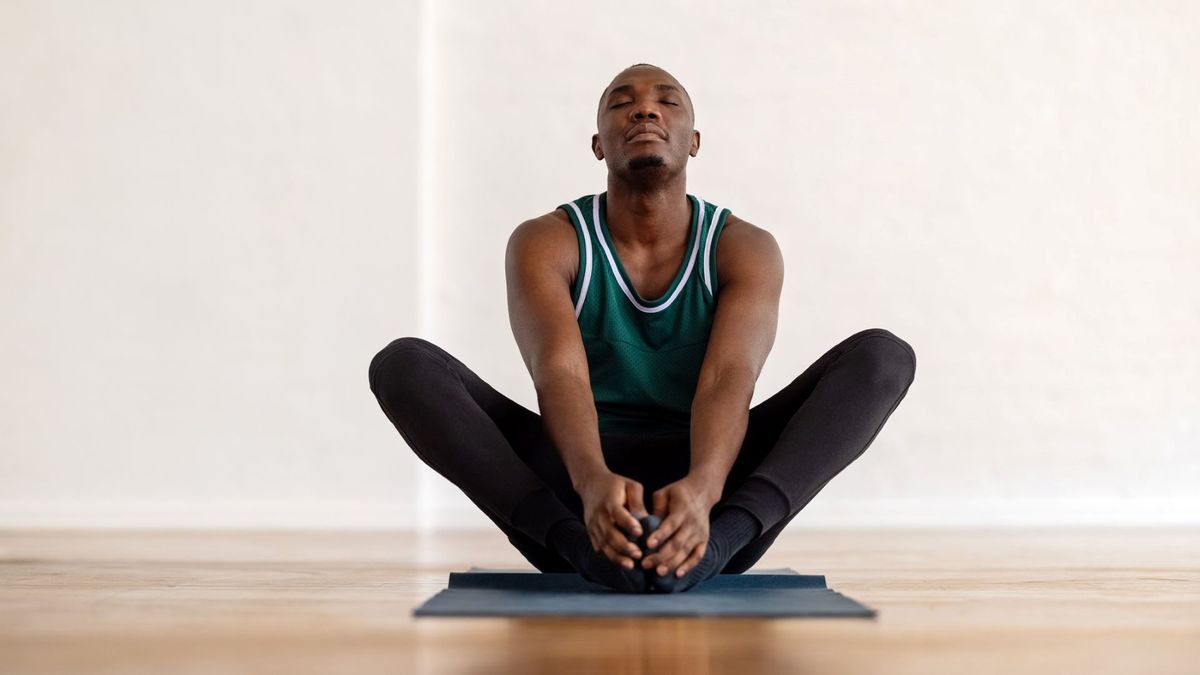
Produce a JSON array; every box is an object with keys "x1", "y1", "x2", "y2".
[
  {"x1": 641, "y1": 476, "x2": 718, "y2": 578},
  {"x1": 576, "y1": 470, "x2": 648, "y2": 570}
]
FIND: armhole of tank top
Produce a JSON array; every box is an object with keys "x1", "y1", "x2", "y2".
[
  {"x1": 559, "y1": 204, "x2": 587, "y2": 308},
  {"x1": 707, "y1": 208, "x2": 731, "y2": 302}
]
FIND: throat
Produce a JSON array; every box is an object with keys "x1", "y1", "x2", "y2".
[
  {"x1": 622, "y1": 252, "x2": 687, "y2": 301},
  {"x1": 600, "y1": 192, "x2": 695, "y2": 302}
]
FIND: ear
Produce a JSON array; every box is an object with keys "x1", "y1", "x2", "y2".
[
  {"x1": 592, "y1": 133, "x2": 604, "y2": 160},
  {"x1": 690, "y1": 129, "x2": 701, "y2": 157}
]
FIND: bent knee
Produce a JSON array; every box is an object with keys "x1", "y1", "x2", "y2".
[
  {"x1": 846, "y1": 328, "x2": 916, "y2": 390},
  {"x1": 368, "y1": 336, "x2": 447, "y2": 393}
]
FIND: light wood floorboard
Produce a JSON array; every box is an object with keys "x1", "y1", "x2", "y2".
[{"x1": 1, "y1": 527, "x2": 1197, "y2": 674}]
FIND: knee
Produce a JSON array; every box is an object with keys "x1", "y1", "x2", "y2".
[
  {"x1": 368, "y1": 336, "x2": 445, "y2": 395},
  {"x1": 844, "y1": 328, "x2": 916, "y2": 393}
]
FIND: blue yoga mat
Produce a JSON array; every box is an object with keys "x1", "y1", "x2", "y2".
[{"x1": 413, "y1": 567, "x2": 877, "y2": 618}]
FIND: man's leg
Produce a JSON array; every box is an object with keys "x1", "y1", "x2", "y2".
[
  {"x1": 715, "y1": 327, "x2": 918, "y2": 573},
  {"x1": 369, "y1": 337, "x2": 681, "y2": 588},
  {"x1": 368, "y1": 336, "x2": 582, "y2": 571}
]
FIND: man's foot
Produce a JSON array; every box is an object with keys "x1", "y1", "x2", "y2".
[
  {"x1": 548, "y1": 518, "x2": 648, "y2": 593},
  {"x1": 639, "y1": 506, "x2": 763, "y2": 593},
  {"x1": 649, "y1": 545, "x2": 722, "y2": 593},
  {"x1": 578, "y1": 546, "x2": 649, "y2": 593},
  {"x1": 636, "y1": 513, "x2": 661, "y2": 555},
  {"x1": 640, "y1": 513, "x2": 722, "y2": 593}
]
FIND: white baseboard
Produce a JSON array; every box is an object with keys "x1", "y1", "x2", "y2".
[
  {"x1": 0, "y1": 500, "x2": 421, "y2": 530},
  {"x1": 0, "y1": 497, "x2": 1197, "y2": 529}
]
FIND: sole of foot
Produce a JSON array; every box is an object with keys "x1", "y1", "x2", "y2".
[
  {"x1": 635, "y1": 514, "x2": 683, "y2": 593},
  {"x1": 636, "y1": 514, "x2": 661, "y2": 555},
  {"x1": 624, "y1": 513, "x2": 658, "y2": 593}
]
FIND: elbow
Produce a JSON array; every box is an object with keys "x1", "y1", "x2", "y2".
[{"x1": 534, "y1": 361, "x2": 590, "y2": 394}]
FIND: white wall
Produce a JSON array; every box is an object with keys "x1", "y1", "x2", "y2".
[
  {"x1": 1, "y1": 0, "x2": 1197, "y2": 529},
  {"x1": 0, "y1": 0, "x2": 424, "y2": 527}
]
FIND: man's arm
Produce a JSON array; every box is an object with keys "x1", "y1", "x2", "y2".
[
  {"x1": 505, "y1": 213, "x2": 606, "y2": 487},
  {"x1": 506, "y1": 213, "x2": 649, "y2": 567},
  {"x1": 688, "y1": 218, "x2": 785, "y2": 500}
]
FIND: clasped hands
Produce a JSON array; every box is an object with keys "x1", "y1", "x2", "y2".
[{"x1": 577, "y1": 470, "x2": 720, "y2": 579}]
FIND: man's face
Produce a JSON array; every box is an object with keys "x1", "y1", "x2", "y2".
[{"x1": 593, "y1": 67, "x2": 699, "y2": 178}]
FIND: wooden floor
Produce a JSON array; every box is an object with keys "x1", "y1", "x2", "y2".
[{"x1": 1, "y1": 527, "x2": 1197, "y2": 675}]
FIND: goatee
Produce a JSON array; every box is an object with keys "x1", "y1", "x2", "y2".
[{"x1": 628, "y1": 154, "x2": 666, "y2": 171}]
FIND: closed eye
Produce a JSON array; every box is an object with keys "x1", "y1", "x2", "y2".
[{"x1": 610, "y1": 101, "x2": 679, "y2": 109}]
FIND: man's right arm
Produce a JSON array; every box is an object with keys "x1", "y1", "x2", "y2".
[{"x1": 504, "y1": 213, "x2": 607, "y2": 491}]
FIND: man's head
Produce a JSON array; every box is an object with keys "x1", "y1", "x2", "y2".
[{"x1": 592, "y1": 63, "x2": 700, "y2": 183}]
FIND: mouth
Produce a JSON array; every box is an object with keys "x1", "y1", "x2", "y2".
[{"x1": 626, "y1": 123, "x2": 666, "y2": 142}]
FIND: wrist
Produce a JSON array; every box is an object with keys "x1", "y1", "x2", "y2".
[
  {"x1": 684, "y1": 471, "x2": 725, "y2": 505},
  {"x1": 570, "y1": 462, "x2": 611, "y2": 491}
]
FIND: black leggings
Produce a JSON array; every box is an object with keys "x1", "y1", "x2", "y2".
[{"x1": 369, "y1": 327, "x2": 916, "y2": 573}]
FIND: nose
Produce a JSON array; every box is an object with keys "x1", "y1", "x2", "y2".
[{"x1": 632, "y1": 106, "x2": 660, "y2": 121}]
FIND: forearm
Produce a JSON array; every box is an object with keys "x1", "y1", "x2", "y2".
[
  {"x1": 535, "y1": 371, "x2": 609, "y2": 491},
  {"x1": 688, "y1": 372, "x2": 755, "y2": 502}
]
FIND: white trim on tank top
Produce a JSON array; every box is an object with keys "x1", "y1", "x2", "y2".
[
  {"x1": 702, "y1": 204, "x2": 727, "y2": 297},
  {"x1": 591, "y1": 193, "x2": 712, "y2": 314},
  {"x1": 564, "y1": 201, "x2": 593, "y2": 318}
]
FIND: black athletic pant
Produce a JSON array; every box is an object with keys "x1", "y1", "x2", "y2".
[{"x1": 368, "y1": 327, "x2": 916, "y2": 574}]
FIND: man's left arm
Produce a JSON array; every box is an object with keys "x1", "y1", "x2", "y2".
[
  {"x1": 689, "y1": 221, "x2": 784, "y2": 496},
  {"x1": 642, "y1": 219, "x2": 784, "y2": 577}
]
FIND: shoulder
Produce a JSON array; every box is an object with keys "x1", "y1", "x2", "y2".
[
  {"x1": 513, "y1": 208, "x2": 577, "y2": 256},
  {"x1": 716, "y1": 213, "x2": 784, "y2": 289},
  {"x1": 720, "y1": 212, "x2": 773, "y2": 244},
  {"x1": 506, "y1": 208, "x2": 579, "y2": 283}
]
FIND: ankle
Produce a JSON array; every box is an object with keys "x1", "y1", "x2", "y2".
[
  {"x1": 711, "y1": 504, "x2": 762, "y2": 554},
  {"x1": 546, "y1": 517, "x2": 587, "y2": 559}
]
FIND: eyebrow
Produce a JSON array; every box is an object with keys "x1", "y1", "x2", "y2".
[{"x1": 606, "y1": 83, "x2": 683, "y2": 99}]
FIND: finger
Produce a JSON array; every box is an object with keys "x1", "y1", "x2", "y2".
[
  {"x1": 605, "y1": 500, "x2": 642, "y2": 541},
  {"x1": 645, "y1": 512, "x2": 683, "y2": 550},
  {"x1": 625, "y1": 481, "x2": 647, "y2": 521},
  {"x1": 605, "y1": 523, "x2": 642, "y2": 560},
  {"x1": 664, "y1": 539, "x2": 695, "y2": 576},
  {"x1": 677, "y1": 541, "x2": 707, "y2": 577},
  {"x1": 651, "y1": 489, "x2": 668, "y2": 519},
  {"x1": 601, "y1": 542, "x2": 634, "y2": 569},
  {"x1": 616, "y1": 505, "x2": 642, "y2": 540},
  {"x1": 652, "y1": 528, "x2": 692, "y2": 575},
  {"x1": 643, "y1": 522, "x2": 687, "y2": 570},
  {"x1": 641, "y1": 521, "x2": 683, "y2": 569},
  {"x1": 606, "y1": 503, "x2": 639, "y2": 542}
]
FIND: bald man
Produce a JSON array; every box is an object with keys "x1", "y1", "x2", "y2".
[{"x1": 369, "y1": 63, "x2": 916, "y2": 593}]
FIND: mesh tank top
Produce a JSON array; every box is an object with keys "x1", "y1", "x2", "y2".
[{"x1": 557, "y1": 191, "x2": 731, "y2": 436}]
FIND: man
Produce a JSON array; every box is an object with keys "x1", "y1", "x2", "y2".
[{"x1": 369, "y1": 63, "x2": 916, "y2": 593}]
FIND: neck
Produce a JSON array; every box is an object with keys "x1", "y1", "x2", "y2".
[{"x1": 604, "y1": 172, "x2": 690, "y2": 248}]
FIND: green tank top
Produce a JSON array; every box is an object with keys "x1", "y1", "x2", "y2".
[{"x1": 558, "y1": 191, "x2": 732, "y2": 436}]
